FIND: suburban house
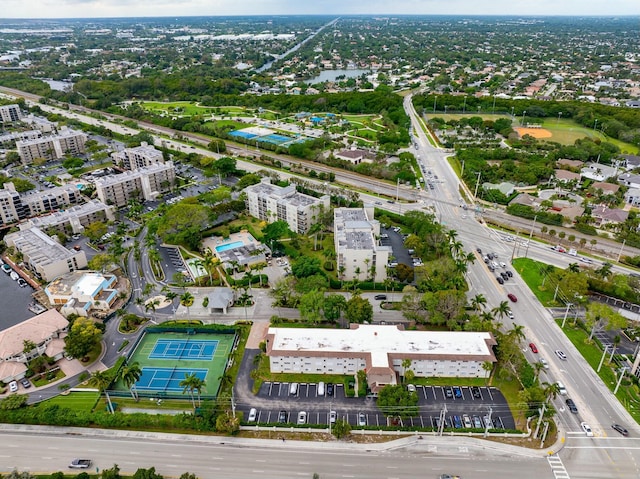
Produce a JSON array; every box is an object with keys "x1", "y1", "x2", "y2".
[
  {"x1": 591, "y1": 182, "x2": 620, "y2": 195},
  {"x1": 334, "y1": 149, "x2": 372, "y2": 165},
  {"x1": 45, "y1": 271, "x2": 119, "y2": 317},
  {"x1": 591, "y1": 205, "x2": 629, "y2": 227},
  {"x1": 509, "y1": 193, "x2": 542, "y2": 209},
  {"x1": 624, "y1": 188, "x2": 640, "y2": 206},
  {"x1": 0, "y1": 309, "x2": 69, "y2": 384},
  {"x1": 556, "y1": 158, "x2": 584, "y2": 170},
  {"x1": 618, "y1": 173, "x2": 640, "y2": 190},
  {"x1": 266, "y1": 324, "x2": 497, "y2": 393},
  {"x1": 554, "y1": 169, "x2": 581, "y2": 183},
  {"x1": 580, "y1": 163, "x2": 618, "y2": 182}
]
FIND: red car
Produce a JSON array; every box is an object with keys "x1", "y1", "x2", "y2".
[
  {"x1": 507, "y1": 293, "x2": 518, "y2": 302},
  {"x1": 529, "y1": 343, "x2": 538, "y2": 353}
]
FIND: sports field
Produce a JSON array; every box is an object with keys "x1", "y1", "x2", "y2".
[{"x1": 114, "y1": 331, "x2": 235, "y2": 398}]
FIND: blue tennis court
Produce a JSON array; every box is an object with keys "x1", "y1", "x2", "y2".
[
  {"x1": 135, "y1": 367, "x2": 208, "y2": 392},
  {"x1": 149, "y1": 339, "x2": 218, "y2": 360},
  {"x1": 229, "y1": 130, "x2": 258, "y2": 139}
]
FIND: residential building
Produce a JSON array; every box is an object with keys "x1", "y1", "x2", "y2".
[
  {"x1": 0, "y1": 309, "x2": 69, "y2": 383},
  {"x1": 334, "y1": 206, "x2": 391, "y2": 283},
  {"x1": 580, "y1": 163, "x2": 618, "y2": 182},
  {"x1": 591, "y1": 205, "x2": 629, "y2": 227},
  {"x1": 0, "y1": 130, "x2": 42, "y2": 147},
  {"x1": 45, "y1": 271, "x2": 119, "y2": 317},
  {"x1": 0, "y1": 103, "x2": 22, "y2": 123},
  {"x1": 244, "y1": 177, "x2": 329, "y2": 234},
  {"x1": 0, "y1": 182, "x2": 28, "y2": 226},
  {"x1": 4, "y1": 227, "x2": 88, "y2": 281},
  {"x1": 112, "y1": 142, "x2": 164, "y2": 170},
  {"x1": 94, "y1": 161, "x2": 176, "y2": 207},
  {"x1": 20, "y1": 183, "x2": 83, "y2": 216},
  {"x1": 554, "y1": 169, "x2": 581, "y2": 183},
  {"x1": 266, "y1": 324, "x2": 497, "y2": 393},
  {"x1": 335, "y1": 148, "x2": 372, "y2": 165},
  {"x1": 618, "y1": 173, "x2": 640, "y2": 189},
  {"x1": 625, "y1": 188, "x2": 640, "y2": 206},
  {"x1": 16, "y1": 128, "x2": 87, "y2": 164},
  {"x1": 591, "y1": 182, "x2": 620, "y2": 195},
  {"x1": 23, "y1": 199, "x2": 115, "y2": 235}
]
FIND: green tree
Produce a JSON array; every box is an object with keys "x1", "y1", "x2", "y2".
[
  {"x1": 377, "y1": 384, "x2": 418, "y2": 418},
  {"x1": 216, "y1": 411, "x2": 240, "y2": 434},
  {"x1": 84, "y1": 221, "x2": 108, "y2": 243},
  {"x1": 132, "y1": 467, "x2": 163, "y2": 479},
  {"x1": 585, "y1": 302, "x2": 627, "y2": 341},
  {"x1": 64, "y1": 317, "x2": 103, "y2": 359},
  {"x1": 88, "y1": 253, "x2": 113, "y2": 272},
  {"x1": 299, "y1": 289, "x2": 325, "y2": 324},
  {"x1": 0, "y1": 393, "x2": 28, "y2": 410},
  {"x1": 323, "y1": 294, "x2": 347, "y2": 322},
  {"x1": 119, "y1": 361, "x2": 142, "y2": 401},
  {"x1": 262, "y1": 220, "x2": 291, "y2": 245},
  {"x1": 345, "y1": 294, "x2": 373, "y2": 324},
  {"x1": 88, "y1": 369, "x2": 115, "y2": 413},
  {"x1": 291, "y1": 256, "x2": 324, "y2": 279},
  {"x1": 331, "y1": 418, "x2": 352, "y2": 439}
]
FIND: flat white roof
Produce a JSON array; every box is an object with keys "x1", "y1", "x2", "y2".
[{"x1": 268, "y1": 325, "x2": 495, "y2": 368}]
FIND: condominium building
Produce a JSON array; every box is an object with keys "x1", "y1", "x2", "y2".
[
  {"x1": 111, "y1": 142, "x2": 164, "y2": 170},
  {"x1": 266, "y1": 324, "x2": 497, "y2": 392},
  {"x1": 94, "y1": 161, "x2": 176, "y2": 207},
  {"x1": 334, "y1": 206, "x2": 391, "y2": 283},
  {"x1": 23, "y1": 199, "x2": 115, "y2": 235},
  {"x1": 0, "y1": 130, "x2": 42, "y2": 148},
  {"x1": 45, "y1": 271, "x2": 119, "y2": 317},
  {"x1": 16, "y1": 128, "x2": 87, "y2": 164},
  {"x1": 0, "y1": 104, "x2": 22, "y2": 123},
  {"x1": 244, "y1": 177, "x2": 329, "y2": 234},
  {"x1": 0, "y1": 182, "x2": 28, "y2": 226},
  {"x1": 20, "y1": 184, "x2": 83, "y2": 216},
  {"x1": 4, "y1": 227, "x2": 88, "y2": 282}
]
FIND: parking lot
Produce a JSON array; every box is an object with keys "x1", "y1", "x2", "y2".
[
  {"x1": 158, "y1": 246, "x2": 191, "y2": 281},
  {"x1": 242, "y1": 381, "x2": 514, "y2": 430}
]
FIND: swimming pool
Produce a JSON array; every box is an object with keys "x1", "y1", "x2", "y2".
[{"x1": 215, "y1": 241, "x2": 244, "y2": 253}]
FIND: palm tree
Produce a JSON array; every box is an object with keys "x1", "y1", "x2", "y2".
[
  {"x1": 202, "y1": 249, "x2": 220, "y2": 286},
  {"x1": 180, "y1": 292, "x2": 194, "y2": 318},
  {"x1": 597, "y1": 262, "x2": 613, "y2": 279},
  {"x1": 338, "y1": 265, "x2": 346, "y2": 288},
  {"x1": 120, "y1": 361, "x2": 142, "y2": 401},
  {"x1": 542, "y1": 381, "x2": 561, "y2": 402},
  {"x1": 180, "y1": 373, "x2": 201, "y2": 408},
  {"x1": 89, "y1": 370, "x2": 115, "y2": 413},
  {"x1": 481, "y1": 361, "x2": 494, "y2": 385},
  {"x1": 567, "y1": 262, "x2": 580, "y2": 273},
  {"x1": 471, "y1": 294, "x2": 487, "y2": 312},
  {"x1": 509, "y1": 323, "x2": 526, "y2": 345},
  {"x1": 244, "y1": 270, "x2": 255, "y2": 292},
  {"x1": 254, "y1": 263, "x2": 266, "y2": 287},
  {"x1": 491, "y1": 301, "x2": 511, "y2": 321},
  {"x1": 533, "y1": 361, "x2": 545, "y2": 381}
]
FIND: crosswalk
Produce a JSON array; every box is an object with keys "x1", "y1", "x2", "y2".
[{"x1": 548, "y1": 454, "x2": 570, "y2": 479}]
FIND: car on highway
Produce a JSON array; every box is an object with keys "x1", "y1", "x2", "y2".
[
  {"x1": 612, "y1": 424, "x2": 629, "y2": 436},
  {"x1": 496, "y1": 276, "x2": 504, "y2": 284},
  {"x1": 539, "y1": 358, "x2": 549, "y2": 370},
  {"x1": 507, "y1": 309, "x2": 514, "y2": 319},
  {"x1": 555, "y1": 350, "x2": 567, "y2": 360},
  {"x1": 297, "y1": 411, "x2": 307, "y2": 425},
  {"x1": 439, "y1": 474, "x2": 461, "y2": 479},
  {"x1": 565, "y1": 398, "x2": 578, "y2": 414},
  {"x1": 476, "y1": 247, "x2": 482, "y2": 255},
  {"x1": 581, "y1": 422, "x2": 594, "y2": 437},
  {"x1": 69, "y1": 459, "x2": 92, "y2": 469},
  {"x1": 507, "y1": 293, "x2": 518, "y2": 302},
  {"x1": 529, "y1": 343, "x2": 538, "y2": 353}
]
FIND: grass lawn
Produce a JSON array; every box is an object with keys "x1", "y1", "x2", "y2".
[
  {"x1": 560, "y1": 320, "x2": 640, "y2": 424},
  {"x1": 141, "y1": 101, "x2": 216, "y2": 116},
  {"x1": 540, "y1": 119, "x2": 638, "y2": 154},
  {"x1": 95, "y1": 396, "x2": 195, "y2": 412},
  {"x1": 512, "y1": 258, "x2": 562, "y2": 307},
  {"x1": 41, "y1": 391, "x2": 99, "y2": 412},
  {"x1": 428, "y1": 113, "x2": 511, "y2": 122},
  {"x1": 342, "y1": 114, "x2": 380, "y2": 125},
  {"x1": 32, "y1": 369, "x2": 66, "y2": 387}
]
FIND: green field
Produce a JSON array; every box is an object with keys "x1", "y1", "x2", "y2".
[{"x1": 41, "y1": 391, "x2": 99, "y2": 412}]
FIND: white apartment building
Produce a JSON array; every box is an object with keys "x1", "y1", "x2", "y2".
[
  {"x1": 16, "y1": 128, "x2": 87, "y2": 164},
  {"x1": 334, "y1": 206, "x2": 390, "y2": 283},
  {"x1": 4, "y1": 227, "x2": 88, "y2": 282},
  {"x1": 0, "y1": 130, "x2": 42, "y2": 147},
  {"x1": 0, "y1": 104, "x2": 22, "y2": 123},
  {"x1": 111, "y1": 142, "x2": 164, "y2": 170},
  {"x1": 45, "y1": 271, "x2": 119, "y2": 317},
  {"x1": 94, "y1": 161, "x2": 176, "y2": 207},
  {"x1": 267, "y1": 325, "x2": 497, "y2": 392},
  {"x1": 20, "y1": 183, "x2": 83, "y2": 216},
  {"x1": 244, "y1": 177, "x2": 329, "y2": 234},
  {"x1": 23, "y1": 199, "x2": 115, "y2": 234},
  {"x1": 0, "y1": 182, "x2": 28, "y2": 226}
]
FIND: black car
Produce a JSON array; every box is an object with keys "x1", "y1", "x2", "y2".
[
  {"x1": 278, "y1": 410, "x2": 287, "y2": 423},
  {"x1": 612, "y1": 424, "x2": 629, "y2": 436},
  {"x1": 476, "y1": 248, "x2": 482, "y2": 255},
  {"x1": 565, "y1": 398, "x2": 578, "y2": 414},
  {"x1": 20, "y1": 378, "x2": 31, "y2": 389},
  {"x1": 374, "y1": 294, "x2": 387, "y2": 300},
  {"x1": 500, "y1": 272, "x2": 509, "y2": 281},
  {"x1": 471, "y1": 386, "x2": 481, "y2": 399},
  {"x1": 326, "y1": 383, "x2": 334, "y2": 397},
  {"x1": 506, "y1": 270, "x2": 513, "y2": 277},
  {"x1": 496, "y1": 276, "x2": 504, "y2": 284}
]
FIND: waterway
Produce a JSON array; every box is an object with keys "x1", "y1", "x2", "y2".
[
  {"x1": 0, "y1": 266, "x2": 40, "y2": 330},
  {"x1": 304, "y1": 68, "x2": 373, "y2": 84},
  {"x1": 256, "y1": 17, "x2": 340, "y2": 73}
]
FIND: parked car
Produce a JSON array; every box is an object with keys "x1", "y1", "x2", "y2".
[
  {"x1": 69, "y1": 459, "x2": 92, "y2": 469},
  {"x1": 452, "y1": 386, "x2": 462, "y2": 398},
  {"x1": 472, "y1": 415, "x2": 482, "y2": 428},
  {"x1": 581, "y1": 422, "x2": 594, "y2": 437},
  {"x1": 507, "y1": 293, "x2": 518, "y2": 302},
  {"x1": 374, "y1": 294, "x2": 387, "y2": 300},
  {"x1": 358, "y1": 412, "x2": 367, "y2": 426},
  {"x1": 278, "y1": 410, "x2": 287, "y2": 423},
  {"x1": 496, "y1": 276, "x2": 504, "y2": 285},
  {"x1": 326, "y1": 383, "x2": 334, "y2": 397},
  {"x1": 565, "y1": 398, "x2": 578, "y2": 414},
  {"x1": 612, "y1": 424, "x2": 629, "y2": 436},
  {"x1": 297, "y1": 411, "x2": 307, "y2": 425},
  {"x1": 471, "y1": 387, "x2": 481, "y2": 399},
  {"x1": 9, "y1": 381, "x2": 18, "y2": 392},
  {"x1": 248, "y1": 408, "x2": 257, "y2": 422},
  {"x1": 529, "y1": 343, "x2": 538, "y2": 353},
  {"x1": 329, "y1": 410, "x2": 337, "y2": 424},
  {"x1": 444, "y1": 386, "x2": 453, "y2": 399},
  {"x1": 555, "y1": 350, "x2": 567, "y2": 360},
  {"x1": 20, "y1": 378, "x2": 31, "y2": 389},
  {"x1": 407, "y1": 384, "x2": 416, "y2": 393}
]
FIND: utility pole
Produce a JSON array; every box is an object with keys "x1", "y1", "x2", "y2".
[
  {"x1": 561, "y1": 302, "x2": 572, "y2": 328},
  {"x1": 473, "y1": 171, "x2": 482, "y2": 203},
  {"x1": 597, "y1": 346, "x2": 609, "y2": 372},
  {"x1": 617, "y1": 239, "x2": 626, "y2": 262},
  {"x1": 483, "y1": 406, "x2": 493, "y2": 438},
  {"x1": 540, "y1": 421, "x2": 550, "y2": 448},
  {"x1": 614, "y1": 367, "x2": 627, "y2": 394},
  {"x1": 524, "y1": 215, "x2": 537, "y2": 258},
  {"x1": 438, "y1": 404, "x2": 447, "y2": 436}
]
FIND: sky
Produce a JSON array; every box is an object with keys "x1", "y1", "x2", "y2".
[{"x1": 2, "y1": 0, "x2": 639, "y2": 19}]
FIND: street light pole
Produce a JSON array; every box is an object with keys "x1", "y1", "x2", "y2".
[
  {"x1": 524, "y1": 215, "x2": 537, "y2": 258},
  {"x1": 473, "y1": 171, "x2": 482, "y2": 203},
  {"x1": 594, "y1": 119, "x2": 598, "y2": 131},
  {"x1": 521, "y1": 110, "x2": 527, "y2": 126},
  {"x1": 557, "y1": 112, "x2": 562, "y2": 124}
]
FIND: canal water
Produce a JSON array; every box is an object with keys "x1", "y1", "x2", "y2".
[{"x1": 0, "y1": 266, "x2": 41, "y2": 330}]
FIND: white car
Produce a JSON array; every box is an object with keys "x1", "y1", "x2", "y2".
[
  {"x1": 555, "y1": 350, "x2": 567, "y2": 361},
  {"x1": 8, "y1": 381, "x2": 18, "y2": 392},
  {"x1": 581, "y1": 422, "x2": 594, "y2": 437},
  {"x1": 297, "y1": 411, "x2": 307, "y2": 425},
  {"x1": 329, "y1": 410, "x2": 337, "y2": 424}
]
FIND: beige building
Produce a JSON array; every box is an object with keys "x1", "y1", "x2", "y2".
[
  {"x1": 112, "y1": 142, "x2": 164, "y2": 170},
  {"x1": 0, "y1": 309, "x2": 69, "y2": 383},
  {"x1": 0, "y1": 182, "x2": 27, "y2": 226},
  {"x1": 244, "y1": 177, "x2": 329, "y2": 234},
  {"x1": 16, "y1": 128, "x2": 87, "y2": 164},
  {"x1": 45, "y1": 271, "x2": 119, "y2": 317},
  {"x1": 0, "y1": 130, "x2": 42, "y2": 147},
  {"x1": 334, "y1": 206, "x2": 390, "y2": 283},
  {"x1": 267, "y1": 324, "x2": 497, "y2": 392},
  {"x1": 23, "y1": 199, "x2": 115, "y2": 235},
  {"x1": 4, "y1": 227, "x2": 88, "y2": 282},
  {"x1": 94, "y1": 161, "x2": 176, "y2": 207},
  {"x1": 0, "y1": 103, "x2": 22, "y2": 123}
]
